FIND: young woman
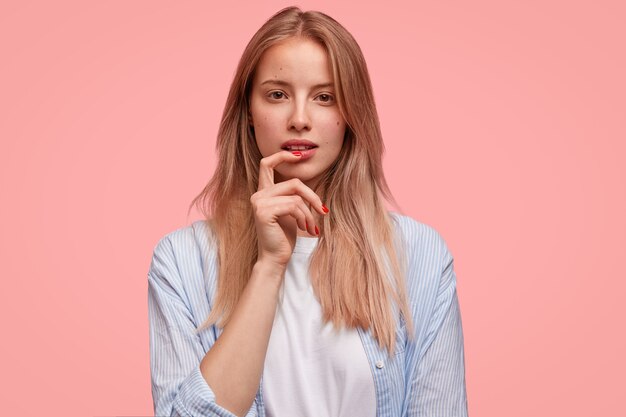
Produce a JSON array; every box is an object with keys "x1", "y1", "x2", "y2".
[{"x1": 148, "y1": 6, "x2": 468, "y2": 417}]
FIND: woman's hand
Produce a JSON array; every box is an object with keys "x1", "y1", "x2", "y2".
[{"x1": 250, "y1": 150, "x2": 328, "y2": 268}]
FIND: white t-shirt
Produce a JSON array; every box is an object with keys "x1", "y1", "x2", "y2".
[{"x1": 263, "y1": 236, "x2": 376, "y2": 417}]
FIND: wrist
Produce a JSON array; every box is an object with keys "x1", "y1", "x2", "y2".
[{"x1": 252, "y1": 259, "x2": 286, "y2": 285}]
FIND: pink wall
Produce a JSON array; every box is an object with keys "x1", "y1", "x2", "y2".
[{"x1": 1, "y1": 0, "x2": 624, "y2": 415}]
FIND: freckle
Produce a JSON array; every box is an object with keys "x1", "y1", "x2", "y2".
[{"x1": 336, "y1": 121, "x2": 339, "y2": 125}]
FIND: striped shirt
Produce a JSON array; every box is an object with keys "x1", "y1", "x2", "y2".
[{"x1": 148, "y1": 212, "x2": 469, "y2": 416}]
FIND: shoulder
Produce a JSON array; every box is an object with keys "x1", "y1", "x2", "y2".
[
  {"x1": 147, "y1": 220, "x2": 219, "y2": 327},
  {"x1": 151, "y1": 219, "x2": 217, "y2": 258},
  {"x1": 148, "y1": 220, "x2": 218, "y2": 288},
  {"x1": 388, "y1": 212, "x2": 458, "y2": 328},
  {"x1": 388, "y1": 212, "x2": 456, "y2": 304},
  {"x1": 388, "y1": 211, "x2": 453, "y2": 264}
]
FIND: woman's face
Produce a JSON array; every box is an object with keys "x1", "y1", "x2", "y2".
[{"x1": 249, "y1": 37, "x2": 346, "y2": 190}]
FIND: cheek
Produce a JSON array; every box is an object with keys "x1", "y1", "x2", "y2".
[
  {"x1": 253, "y1": 110, "x2": 286, "y2": 140},
  {"x1": 250, "y1": 98, "x2": 269, "y2": 127},
  {"x1": 251, "y1": 111, "x2": 272, "y2": 137},
  {"x1": 251, "y1": 108, "x2": 280, "y2": 154},
  {"x1": 320, "y1": 116, "x2": 346, "y2": 144}
]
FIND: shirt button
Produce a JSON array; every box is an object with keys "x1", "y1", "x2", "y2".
[{"x1": 375, "y1": 360, "x2": 384, "y2": 369}]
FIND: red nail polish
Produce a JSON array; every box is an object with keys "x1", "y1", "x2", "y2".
[
  {"x1": 315, "y1": 225, "x2": 319, "y2": 235},
  {"x1": 292, "y1": 151, "x2": 302, "y2": 156},
  {"x1": 322, "y1": 204, "x2": 329, "y2": 213}
]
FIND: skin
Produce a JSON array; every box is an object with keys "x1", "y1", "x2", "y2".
[
  {"x1": 249, "y1": 37, "x2": 346, "y2": 236},
  {"x1": 199, "y1": 37, "x2": 343, "y2": 416}
]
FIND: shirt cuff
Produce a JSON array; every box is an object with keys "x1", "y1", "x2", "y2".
[{"x1": 174, "y1": 366, "x2": 239, "y2": 417}]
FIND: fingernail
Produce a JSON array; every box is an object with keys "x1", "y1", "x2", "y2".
[
  {"x1": 322, "y1": 204, "x2": 329, "y2": 213},
  {"x1": 315, "y1": 225, "x2": 320, "y2": 235},
  {"x1": 292, "y1": 151, "x2": 302, "y2": 156}
]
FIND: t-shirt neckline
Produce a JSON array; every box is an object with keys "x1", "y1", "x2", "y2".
[{"x1": 293, "y1": 236, "x2": 319, "y2": 254}]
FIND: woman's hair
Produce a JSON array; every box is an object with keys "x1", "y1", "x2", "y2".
[{"x1": 189, "y1": 6, "x2": 414, "y2": 355}]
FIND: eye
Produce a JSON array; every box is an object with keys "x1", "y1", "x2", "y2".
[
  {"x1": 268, "y1": 91, "x2": 286, "y2": 100},
  {"x1": 316, "y1": 93, "x2": 334, "y2": 103}
]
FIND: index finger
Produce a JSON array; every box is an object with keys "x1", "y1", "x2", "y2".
[{"x1": 257, "y1": 150, "x2": 303, "y2": 191}]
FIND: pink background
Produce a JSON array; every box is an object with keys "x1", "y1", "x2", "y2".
[{"x1": 1, "y1": 0, "x2": 624, "y2": 415}]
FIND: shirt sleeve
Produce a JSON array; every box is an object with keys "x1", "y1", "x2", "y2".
[
  {"x1": 148, "y1": 235, "x2": 259, "y2": 417},
  {"x1": 406, "y1": 246, "x2": 469, "y2": 416}
]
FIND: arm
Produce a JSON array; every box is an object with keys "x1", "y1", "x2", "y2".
[
  {"x1": 404, "y1": 245, "x2": 469, "y2": 416},
  {"x1": 199, "y1": 260, "x2": 284, "y2": 416},
  {"x1": 148, "y1": 236, "x2": 279, "y2": 417},
  {"x1": 204, "y1": 154, "x2": 327, "y2": 415},
  {"x1": 149, "y1": 152, "x2": 326, "y2": 416}
]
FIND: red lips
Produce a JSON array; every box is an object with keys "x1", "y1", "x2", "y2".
[{"x1": 281, "y1": 139, "x2": 318, "y2": 149}]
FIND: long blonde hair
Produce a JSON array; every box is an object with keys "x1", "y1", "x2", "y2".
[{"x1": 189, "y1": 6, "x2": 414, "y2": 355}]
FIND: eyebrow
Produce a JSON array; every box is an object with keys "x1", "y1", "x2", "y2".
[{"x1": 260, "y1": 79, "x2": 334, "y2": 90}]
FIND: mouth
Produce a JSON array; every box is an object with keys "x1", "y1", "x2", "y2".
[
  {"x1": 281, "y1": 139, "x2": 319, "y2": 151},
  {"x1": 282, "y1": 146, "x2": 317, "y2": 161},
  {"x1": 281, "y1": 145, "x2": 318, "y2": 151}
]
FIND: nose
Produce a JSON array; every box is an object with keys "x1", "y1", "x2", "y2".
[{"x1": 288, "y1": 100, "x2": 311, "y2": 131}]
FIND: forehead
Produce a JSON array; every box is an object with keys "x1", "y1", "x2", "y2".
[{"x1": 253, "y1": 37, "x2": 333, "y2": 86}]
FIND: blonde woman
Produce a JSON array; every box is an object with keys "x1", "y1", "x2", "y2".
[{"x1": 148, "y1": 6, "x2": 468, "y2": 417}]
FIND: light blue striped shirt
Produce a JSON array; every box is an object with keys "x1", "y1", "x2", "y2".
[{"x1": 148, "y1": 212, "x2": 468, "y2": 416}]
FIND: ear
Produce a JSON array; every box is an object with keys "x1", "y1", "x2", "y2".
[{"x1": 247, "y1": 111, "x2": 254, "y2": 126}]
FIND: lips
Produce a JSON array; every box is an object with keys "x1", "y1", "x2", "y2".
[
  {"x1": 281, "y1": 139, "x2": 318, "y2": 151},
  {"x1": 290, "y1": 147, "x2": 317, "y2": 161}
]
